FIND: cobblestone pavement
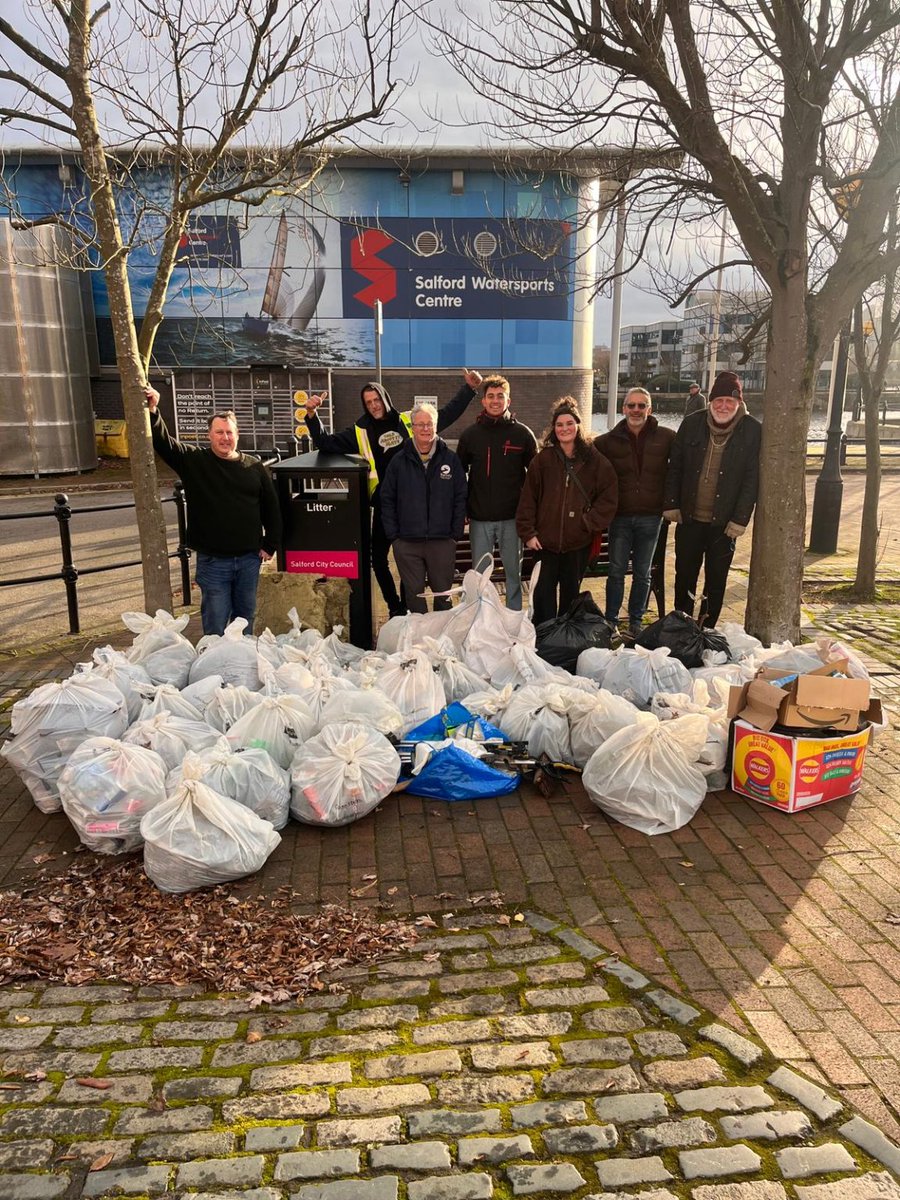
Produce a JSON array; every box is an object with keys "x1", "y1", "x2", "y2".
[{"x1": 2, "y1": 912, "x2": 900, "y2": 1199}]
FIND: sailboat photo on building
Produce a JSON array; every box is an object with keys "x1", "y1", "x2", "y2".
[{"x1": 243, "y1": 212, "x2": 326, "y2": 337}]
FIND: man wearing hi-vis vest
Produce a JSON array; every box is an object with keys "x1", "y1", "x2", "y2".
[{"x1": 303, "y1": 370, "x2": 482, "y2": 617}]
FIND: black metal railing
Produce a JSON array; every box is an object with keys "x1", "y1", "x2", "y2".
[{"x1": 0, "y1": 483, "x2": 192, "y2": 635}]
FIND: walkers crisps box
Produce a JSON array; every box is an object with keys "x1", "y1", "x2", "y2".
[{"x1": 730, "y1": 719, "x2": 873, "y2": 811}]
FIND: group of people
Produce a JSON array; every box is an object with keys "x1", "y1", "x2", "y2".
[{"x1": 145, "y1": 367, "x2": 761, "y2": 639}]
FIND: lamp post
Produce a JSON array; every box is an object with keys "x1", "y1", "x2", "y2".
[
  {"x1": 808, "y1": 316, "x2": 851, "y2": 553},
  {"x1": 373, "y1": 299, "x2": 383, "y2": 385}
]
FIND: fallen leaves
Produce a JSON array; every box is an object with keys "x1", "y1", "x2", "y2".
[
  {"x1": 75, "y1": 1078, "x2": 111, "y2": 1090},
  {"x1": 0, "y1": 858, "x2": 419, "y2": 999},
  {"x1": 89, "y1": 1153, "x2": 114, "y2": 1172}
]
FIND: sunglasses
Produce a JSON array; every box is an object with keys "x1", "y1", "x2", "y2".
[{"x1": 624, "y1": 402, "x2": 649, "y2": 410}]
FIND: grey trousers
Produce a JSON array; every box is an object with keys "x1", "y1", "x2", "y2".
[{"x1": 391, "y1": 538, "x2": 457, "y2": 613}]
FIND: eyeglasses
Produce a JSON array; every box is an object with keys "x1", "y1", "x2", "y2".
[{"x1": 624, "y1": 403, "x2": 649, "y2": 410}]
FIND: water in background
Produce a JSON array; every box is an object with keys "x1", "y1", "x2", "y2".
[{"x1": 591, "y1": 408, "x2": 844, "y2": 440}]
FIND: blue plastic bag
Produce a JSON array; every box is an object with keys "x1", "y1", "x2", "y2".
[
  {"x1": 405, "y1": 703, "x2": 507, "y2": 744},
  {"x1": 404, "y1": 743, "x2": 520, "y2": 801}
]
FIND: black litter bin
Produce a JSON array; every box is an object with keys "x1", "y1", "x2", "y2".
[{"x1": 271, "y1": 452, "x2": 373, "y2": 649}]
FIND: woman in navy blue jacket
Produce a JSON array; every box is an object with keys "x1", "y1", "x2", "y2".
[{"x1": 380, "y1": 403, "x2": 467, "y2": 613}]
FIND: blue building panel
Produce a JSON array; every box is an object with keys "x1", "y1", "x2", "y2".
[{"x1": 1, "y1": 160, "x2": 593, "y2": 372}]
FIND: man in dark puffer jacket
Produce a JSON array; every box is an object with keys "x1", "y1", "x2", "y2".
[
  {"x1": 380, "y1": 403, "x2": 467, "y2": 613},
  {"x1": 456, "y1": 375, "x2": 537, "y2": 610},
  {"x1": 595, "y1": 387, "x2": 675, "y2": 636}
]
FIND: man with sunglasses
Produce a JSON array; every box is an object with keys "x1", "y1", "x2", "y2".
[{"x1": 594, "y1": 388, "x2": 675, "y2": 636}]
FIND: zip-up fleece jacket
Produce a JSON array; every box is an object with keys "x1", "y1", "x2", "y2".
[
  {"x1": 516, "y1": 444, "x2": 618, "y2": 554},
  {"x1": 455, "y1": 411, "x2": 538, "y2": 521},
  {"x1": 594, "y1": 416, "x2": 675, "y2": 517},
  {"x1": 380, "y1": 437, "x2": 467, "y2": 543},
  {"x1": 663, "y1": 408, "x2": 761, "y2": 527},
  {"x1": 150, "y1": 410, "x2": 281, "y2": 557},
  {"x1": 306, "y1": 381, "x2": 475, "y2": 502}
]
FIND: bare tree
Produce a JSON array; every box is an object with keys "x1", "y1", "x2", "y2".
[
  {"x1": 0, "y1": 0, "x2": 403, "y2": 614},
  {"x1": 852, "y1": 206, "x2": 900, "y2": 597},
  {"x1": 436, "y1": 0, "x2": 900, "y2": 640}
]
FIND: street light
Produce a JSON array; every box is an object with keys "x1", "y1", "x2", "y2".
[{"x1": 808, "y1": 316, "x2": 851, "y2": 554}]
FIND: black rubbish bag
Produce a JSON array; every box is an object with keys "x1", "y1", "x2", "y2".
[
  {"x1": 535, "y1": 591, "x2": 613, "y2": 672},
  {"x1": 636, "y1": 610, "x2": 731, "y2": 668}
]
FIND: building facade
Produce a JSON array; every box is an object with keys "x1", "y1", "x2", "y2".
[{"x1": 0, "y1": 147, "x2": 628, "y2": 462}]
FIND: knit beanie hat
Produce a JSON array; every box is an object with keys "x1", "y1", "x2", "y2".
[{"x1": 709, "y1": 371, "x2": 743, "y2": 402}]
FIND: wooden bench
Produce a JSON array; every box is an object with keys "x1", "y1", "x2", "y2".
[{"x1": 454, "y1": 523, "x2": 667, "y2": 618}]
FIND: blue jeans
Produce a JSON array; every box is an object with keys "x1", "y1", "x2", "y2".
[
  {"x1": 469, "y1": 519, "x2": 525, "y2": 610},
  {"x1": 195, "y1": 552, "x2": 262, "y2": 636},
  {"x1": 605, "y1": 514, "x2": 662, "y2": 623}
]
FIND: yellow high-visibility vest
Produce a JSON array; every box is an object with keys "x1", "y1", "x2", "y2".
[{"x1": 355, "y1": 411, "x2": 414, "y2": 497}]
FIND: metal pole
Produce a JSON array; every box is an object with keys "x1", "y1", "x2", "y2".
[
  {"x1": 173, "y1": 481, "x2": 192, "y2": 606},
  {"x1": 607, "y1": 185, "x2": 626, "y2": 431},
  {"x1": 53, "y1": 492, "x2": 80, "y2": 634},
  {"x1": 374, "y1": 299, "x2": 383, "y2": 385},
  {"x1": 808, "y1": 317, "x2": 850, "y2": 553}
]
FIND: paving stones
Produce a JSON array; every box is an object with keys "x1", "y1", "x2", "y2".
[{"x1": 0, "y1": 910, "x2": 890, "y2": 1200}]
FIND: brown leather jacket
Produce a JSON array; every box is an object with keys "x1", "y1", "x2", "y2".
[
  {"x1": 516, "y1": 444, "x2": 618, "y2": 553},
  {"x1": 594, "y1": 417, "x2": 675, "y2": 517}
]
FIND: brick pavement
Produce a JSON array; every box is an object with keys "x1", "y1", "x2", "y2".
[
  {"x1": 1, "y1": 914, "x2": 900, "y2": 1199},
  {"x1": 3, "y1": 472, "x2": 900, "y2": 1190}
]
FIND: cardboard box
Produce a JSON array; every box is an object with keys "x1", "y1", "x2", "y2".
[
  {"x1": 731, "y1": 718, "x2": 875, "y2": 811},
  {"x1": 728, "y1": 659, "x2": 871, "y2": 732}
]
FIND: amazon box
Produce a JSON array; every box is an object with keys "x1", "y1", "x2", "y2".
[
  {"x1": 728, "y1": 659, "x2": 871, "y2": 733},
  {"x1": 731, "y1": 718, "x2": 875, "y2": 811}
]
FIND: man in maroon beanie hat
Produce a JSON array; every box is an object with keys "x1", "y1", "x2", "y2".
[{"x1": 662, "y1": 370, "x2": 761, "y2": 626}]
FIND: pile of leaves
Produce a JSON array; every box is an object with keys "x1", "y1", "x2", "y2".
[{"x1": 0, "y1": 858, "x2": 419, "y2": 999}]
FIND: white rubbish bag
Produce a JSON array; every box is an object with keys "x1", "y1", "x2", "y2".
[
  {"x1": 190, "y1": 618, "x2": 261, "y2": 690},
  {"x1": 205, "y1": 685, "x2": 264, "y2": 733},
  {"x1": 226, "y1": 693, "x2": 316, "y2": 769},
  {"x1": 122, "y1": 610, "x2": 196, "y2": 688},
  {"x1": 502, "y1": 683, "x2": 588, "y2": 764},
  {"x1": 171, "y1": 746, "x2": 290, "y2": 830},
  {"x1": 602, "y1": 645, "x2": 693, "y2": 709},
  {"x1": 290, "y1": 722, "x2": 400, "y2": 826},
  {"x1": 652, "y1": 680, "x2": 728, "y2": 790},
  {"x1": 421, "y1": 636, "x2": 489, "y2": 703},
  {"x1": 137, "y1": 682, "x2": 204, "y2": 724},
  {"x1": 319, "y1": 689, "x2": 405, "y2": 739},
  {"x1": 568, "y1": 688, "x2": 642, "y2": 769},
  {"x1": 575, "y1": 646, "x2": 617, "y2": 688},
  {"x1": 122, "y1": 714, "x2": 225, "y2": 772},
  {"x1": 82, "y1": 648, "x2": 152, "y2": 724},
  {"x1": 582, "y1": 712, "x2": 709, "y2": 835},
  {"x1": 2, "y1": 675, "x2": 129, "y2": 813},
  {"x1": 374, "y1": 651, "x2": 446, "y2": 735},
  {"x1": 141, "y1": 778, "x2": 280, "y2": 893},
  {"x1": 815, "y1": 633, "x2": 870, "y2": 680},
  {"x1": 58, "y1": 737, "x2": 167, "y2": 854}
]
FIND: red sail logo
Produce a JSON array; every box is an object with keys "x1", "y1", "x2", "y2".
[{"x1": 351, "y1": 229, "x2": 397, "y2": 308}]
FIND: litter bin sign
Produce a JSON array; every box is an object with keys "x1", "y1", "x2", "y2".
[
  {"x1": 95, "y1": 419, "x2": 129, "y2": 458},
  {"x1": 271, "y1": 452, "x2": 372, "y2": 648}
]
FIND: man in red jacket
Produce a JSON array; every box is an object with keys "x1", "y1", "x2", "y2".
[{"x1": 595, "y1": 388, "x2": 674, "y2": 636}]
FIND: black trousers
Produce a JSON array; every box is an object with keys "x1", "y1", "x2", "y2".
[
  {"x1": 371, "y1": 498, "x2": 404, "y2": 615},
  {"x1": 531, "y1": 545, "x2": 591, "y2": 627},
  {"x1": 674, "y1": 519, "x2": 736, "y2": 628}
]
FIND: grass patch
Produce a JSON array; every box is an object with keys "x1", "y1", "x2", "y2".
[{"x1": 802, "y1": 581, "x2": 900, "y2": 604}]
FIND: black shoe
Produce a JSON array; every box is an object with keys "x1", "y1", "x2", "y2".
[{"x1": 629, "y1": 621, "x2": 642, "y2": 638}]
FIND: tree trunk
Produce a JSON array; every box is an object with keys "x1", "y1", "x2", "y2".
[
  {"x1": 745, "y1": 277, "x2": 813, "y2": 642},
  {"x1": 854, "y1": 382, "x2": 882, "y2": 597},
  {"x1": 67, "y1": 0, "x2": 172, "y2": 615}
]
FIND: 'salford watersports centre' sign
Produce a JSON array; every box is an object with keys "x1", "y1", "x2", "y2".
[{"x1": 341, "y1": 217, "x2": 571, "y2": 321}]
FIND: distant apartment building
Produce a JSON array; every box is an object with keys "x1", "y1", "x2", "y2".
[
  {"x1": 618, "y1": 320, "x2": 682, "y2": 381},
  {"x1": 681, "y1": 289, "x2": 767, "y2": 392}
]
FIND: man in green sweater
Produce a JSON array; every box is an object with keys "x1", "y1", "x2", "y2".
[{"x1": 146, "y1": 388, "x2": 282, "y2": 635}]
